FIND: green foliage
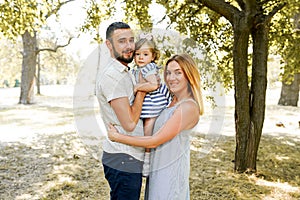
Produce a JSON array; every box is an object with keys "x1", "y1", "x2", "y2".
[
  {"x1": 154, "y1": 0, "x2": 299, "y2": 89},
  {"x1": 81, "y1": 0, "x2": 117, "y2": 43},
  {"x1": 0, "y1": 0, "x2": 80, "y2": 88},
  {"x1": 0, "y1": 0, "x2": 48, "y2": 40},
  {"x1": 156, "y1": 0, "x2": 234, "y2": 89},
  {"x1": 0, "y1": 39, "x2": 22, "y2": 87},
  {"x1": 269, "y1": 0, "x2": 300, "y2": 83},
  {"x1": 124, "y1": 0, "x2": 153, "y2": 30},
  {"x1": 75, "y1": 0, "x2": 299, "y2": 88},
  {"x1": 0, "y1": 0, "x2": 75, "y2": 40},
  {"x1": 81, "y1": 0, "x2": 153, "y2": 41}
]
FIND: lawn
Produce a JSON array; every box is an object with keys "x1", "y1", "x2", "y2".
[{"x1": 0, "y1": 85, "x2": 299, "y2": 199}]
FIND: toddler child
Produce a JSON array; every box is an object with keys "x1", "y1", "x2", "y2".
[{"x1": 132, "y1": 33, "x2": 171, "y2": 177}]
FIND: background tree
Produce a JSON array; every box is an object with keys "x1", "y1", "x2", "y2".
[
  {"x1": 0, "y1": 39, "x2": 22, "y2": 88},
  {"x1": 270, "y1": 0, "x2": 300, "y2": 106},
  {"x1": 0, "y1": 34, "x2": 79, "y2": 93},
  {"x1": 0, "y1": 0, "x2": 74, "y2": 104}
]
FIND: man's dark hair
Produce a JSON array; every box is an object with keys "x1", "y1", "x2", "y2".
[{"x1": 106, "y1": 22, "x2": 131, "y2": 40}]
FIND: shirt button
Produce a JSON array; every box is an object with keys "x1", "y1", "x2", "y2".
[{"x1": 121, "y1": 161, "x2": 124, "y2": 164}]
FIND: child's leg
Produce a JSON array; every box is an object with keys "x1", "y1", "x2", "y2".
[
  {"x1": 144, "y1": 117, "x2": 156, "y2": 152},
  {"x1": 142, "y1": 117, "x2": 156, "y2": 177}
]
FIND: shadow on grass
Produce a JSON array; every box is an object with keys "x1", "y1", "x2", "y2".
[
  {"x1": 190, "y1": 134, "x2": 300, "y2": 200},
  {"x1": 1, "y1": 132, "x2": 299, "y2": 199},
  {"x1": 0, "y1": 132, "x2": 109, "y2": 200}
]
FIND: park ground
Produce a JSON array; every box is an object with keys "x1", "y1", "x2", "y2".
[{"x1": 0, "y1": 85, "x2": 299, "y2": 200}]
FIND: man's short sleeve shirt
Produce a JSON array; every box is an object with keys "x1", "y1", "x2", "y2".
[{"x1": 96, "y1": 58, "x2": 144, "y2": 161}]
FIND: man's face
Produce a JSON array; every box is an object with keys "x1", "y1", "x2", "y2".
[{"x1": 107, "y1": 28, "x2": 135, "y2": 64}]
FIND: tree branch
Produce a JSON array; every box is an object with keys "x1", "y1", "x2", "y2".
[
  {"x1": 236, "y1": 0, "x2": 245, "y2": 10},
  {"x1": 45, "y1": 0, "x2": 76, "y2": 19},
  {"x1": 197, "y1": 0, "x2": 241, "y2": 24},
  {"x1": 36, "y1": 36, "x2": 75, "y2": 54},
  {"x1": 258, "y1": 0, "x2": 274, "y2": 6},
  {"x1": 266, "y1": 2, "x2": 286, "y2": 21}
]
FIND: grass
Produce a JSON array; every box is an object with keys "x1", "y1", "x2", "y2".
[
  {"x1": 1, "y1": 131, "x2": 299, "y2": 199},
  {"x1": 0, "y1": 86, "x2": 299, "y2": 199},
  {"x1": 190, "y1": 135, "x2": 300, "y2": 199}
]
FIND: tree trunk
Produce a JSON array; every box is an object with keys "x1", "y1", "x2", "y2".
[
  {"x1": 278, "y1": 73, "x2": 300, "y2": 106},
  {"x1": 19, "y1": 31, "x2": 37, "y2": 104},
  {"x1": 36, "y1": 52, "x2": 41, "y2": 95},
  {"x1": 233, "y1": 12, "x2": 270, "y2": 173},
  {"x1": 232, "y1": 14, "x2": 251, "y2": 173},
  {"x1": 247, "y1": 19, "x2": 269, "y2": 172}
]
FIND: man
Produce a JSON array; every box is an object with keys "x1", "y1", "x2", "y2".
[{"x1": 96, "y1": 22, "x2": 147, "y2": 200}]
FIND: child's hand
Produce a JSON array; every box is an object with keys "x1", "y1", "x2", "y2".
[{"x1": 107, "y1": 123, "x2": 119, "y2": 142}]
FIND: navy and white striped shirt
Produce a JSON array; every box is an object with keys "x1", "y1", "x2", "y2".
[{"x1": 132, "y1": 63, "x2": 172, "y2": 118}]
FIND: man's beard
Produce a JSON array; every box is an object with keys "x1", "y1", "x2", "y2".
[{"x1": 112, "y1": 45, "x2": 134, "y2": 64}]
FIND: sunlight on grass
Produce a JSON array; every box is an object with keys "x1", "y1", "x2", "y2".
[
  {"x1": 255, "y1": 178, "x2": 299, "y2": 193},
  {"x1": 190, "y1": 135, "x2": 300, "y2": 199},
  {"x1": 1, "y1": 86, "x2": 300, "y2": 199}
]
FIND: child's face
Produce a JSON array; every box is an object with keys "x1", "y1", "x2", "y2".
[{"x1": 134, "y1": 44, "x2": 154, "y2": 67}]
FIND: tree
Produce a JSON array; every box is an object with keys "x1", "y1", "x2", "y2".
[
  {"x1": 270, "y1": 1, "x2": 300, "y2": 106},
  {"x1": 0, "y1": 39, "x2": 22, "y2": 88},
  {"x1": 278, "y1": 73, "x2": 300, "y2": 106},
  {"x1": 153, "y1": 0, "x2": 285, "y2": 173},
  {"x1": 0, "y1": 0, "x2": 74, "y2": 104}
]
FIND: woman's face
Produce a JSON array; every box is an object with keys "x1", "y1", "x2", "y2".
[{"x1": 165, "y1": 60, "x2": 188, "y2": 94}]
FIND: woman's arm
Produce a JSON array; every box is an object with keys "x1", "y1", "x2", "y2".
[{"x1": 108, "y1": 101, "x2": 199, "y2": 148}]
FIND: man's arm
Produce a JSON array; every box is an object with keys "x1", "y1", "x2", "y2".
[{"x1": 110, "y1": 91, "x2": 146, "y2": 132}]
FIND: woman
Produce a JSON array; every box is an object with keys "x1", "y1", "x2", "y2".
[{"x1": 108, "y1": 53, "x2": 204, "y2": 199}]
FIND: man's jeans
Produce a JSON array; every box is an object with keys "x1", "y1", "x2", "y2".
[{"x1": 102, "y1": 152, "x2": 143, "y2": 200}]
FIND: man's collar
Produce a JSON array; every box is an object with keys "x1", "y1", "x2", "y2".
[{"x1": 111, "y1": 58, "x2": 131, "y2": 72}]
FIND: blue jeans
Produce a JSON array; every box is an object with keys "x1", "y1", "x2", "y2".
[{"x1": 102, "y1": 152, "x2": 143, "y2": 200}]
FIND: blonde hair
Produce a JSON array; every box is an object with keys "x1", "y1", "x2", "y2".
[{"x1": 164, "y1": 53, "x2": 204, "y2": 115}]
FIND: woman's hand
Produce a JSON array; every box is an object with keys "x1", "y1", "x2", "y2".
[{"x1": 107, "y1": 123, "x2": 119, "y2": 142}]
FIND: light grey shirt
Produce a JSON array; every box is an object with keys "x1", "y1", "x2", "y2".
[{"x1": 96, "y1": 57, "x2": 144, "y2": 161}]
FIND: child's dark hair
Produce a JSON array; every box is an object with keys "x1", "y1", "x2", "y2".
[
  {"x1": 135, "y1": 34, "x2": 160, "y2": 63},
  {"x1": 106, "y1": 22, "x2": 131, "y2": 40}
]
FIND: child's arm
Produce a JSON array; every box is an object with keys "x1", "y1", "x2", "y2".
[{"x1": 134, "y1": 73, "x2": 159, "y2": 93}]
